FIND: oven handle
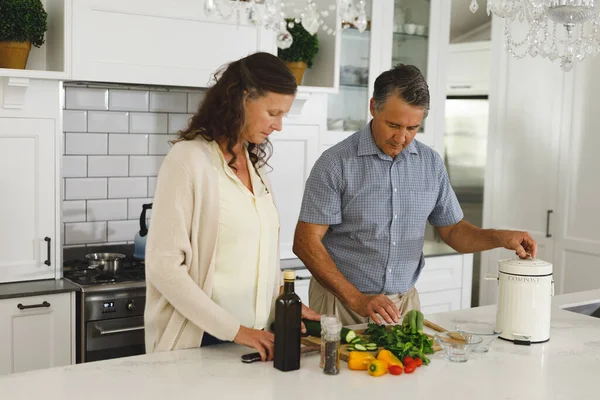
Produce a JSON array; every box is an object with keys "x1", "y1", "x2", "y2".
[{"x1": 95, "y1": 325, "x2": 144, "y2": 335}]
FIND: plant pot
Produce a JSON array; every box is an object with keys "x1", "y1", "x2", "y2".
[
  {"x1": 285, "y1": 61, "x2": 307, "y2": 85},
  {"x1": 0, "y1": 41, "x2": 32, "y2": 69}
]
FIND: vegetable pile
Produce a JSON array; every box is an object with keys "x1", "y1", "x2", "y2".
[{"x1": 364, "y1": 309, "x2": 434, "y2": 366}]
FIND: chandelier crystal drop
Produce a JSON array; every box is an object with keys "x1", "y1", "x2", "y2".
[{"x1": 470, "y1": 0, "x2": 600, "y2": 71}]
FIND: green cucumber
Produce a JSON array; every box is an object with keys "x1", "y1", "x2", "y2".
[
  {"x1": 350, "y1": 337, "x2": 363, "y2": 344},
  {"x1": 347, "y1": 345, "x2": 355, "y2": 351},
  {"x1": 354, "y1": 343, "x2": 367, "y2": 351},
  {"x1": 301, "y1": 319, "x2": 357, "y2": 344}
]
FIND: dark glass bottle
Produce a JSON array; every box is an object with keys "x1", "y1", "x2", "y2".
[{"x1": 273, "y1": 270, "x2": 302, "y2": 372}]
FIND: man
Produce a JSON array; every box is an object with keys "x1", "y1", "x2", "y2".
[{"x1": 293, "y1": 64, "x2": 537, "y2": 326}]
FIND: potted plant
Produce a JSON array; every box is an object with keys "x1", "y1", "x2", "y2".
[
  {"x1": 277, "y1": 18, "x2": 319, "y2": 85},
  {"x1": 0, "y1": 0, "x2": 48, "y2": 69}
]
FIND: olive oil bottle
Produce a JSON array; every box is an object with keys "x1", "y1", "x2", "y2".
[{"x1": 273, "y1": 270, "x2": 302, "y2": 372}]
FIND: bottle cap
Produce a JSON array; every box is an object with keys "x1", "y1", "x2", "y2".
[{"x1": 283, "y1": 270, "x2": 295, "y2": 281}]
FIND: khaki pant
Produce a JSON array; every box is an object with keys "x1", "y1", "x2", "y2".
[{"x1": 308, "y1": 277, "x2": 421, "y2": 327}]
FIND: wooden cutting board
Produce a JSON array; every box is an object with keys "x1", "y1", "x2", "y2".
[{"x1": 301, "y1": 326, "x2": 443, "y2": 362}]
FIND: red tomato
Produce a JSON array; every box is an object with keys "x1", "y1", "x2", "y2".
[
  {"x1": 403, "y1": 356, "x2": 414, "y2": 366},
  {"x1": 388, "y1": 365, "x2": 403, "y2": 375},
  {"x1": 404, "y1": 365, "x2": 416, "y2": 374},
  {"x1": 414, "y1": 357, "x2": 423, "y2": 367}
]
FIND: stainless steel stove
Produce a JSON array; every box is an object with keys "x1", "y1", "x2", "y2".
[{"x1": 63, "y1": 250, "x2": 147, "y2": 363}]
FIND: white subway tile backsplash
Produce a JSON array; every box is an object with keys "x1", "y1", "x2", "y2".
[
  {"x1": 63, "y1": 156, "x2": 87, "y2": 178},
  {"x1": 130, "y1": 113, "x2": 168, "y2": 134},
  {"x1": 128, "y1": 198, "x2": 153, "y2": 219},
  {"x1": 65, "y1": 133, "x2": 108, "y2": 155},
  {"x1": 109, "y1": 134, "x2": 149, "y2": 155},
  {"x1": 129, "y1": 156, "x2": 164, "y2": 176},
  {"x1": 88, "y1": 111, "x2": 129, "y2": 133},
  {"x1": 168, "y1": 114, "x2": 193, "y2": 134},
  {"x1": 65, "y1": 222, "x2": 107, "y2": 245},
  {"x1": 149, "y1": 135, "x2": 176, "y2": 155},
  {"x1": 150, "y1": 92, "x2": 187, "y2": 113},
  {"x1": 63, "y1": 110, "x2": 88, "y2": 132},
  {"x1": 109, "y1": 177, "x2": 148, "y2": 199},
  {"x1": 63, "y1": 201, "x2": 86, "y2": 223},
  {"x1": 187, "y1": 92, "x2": 205, "y2": 113},
  {"x1": 108, "y1": 220, "x2": 139, "y2": 242},
  {"x1": 88, "y1": 156, "x2": 129, "y2": 177},
  {"x1": 66, "y1": 87, "x2": 108, "y2": 110},
  {"x1": 87, "y1": 199, "x2": 128, "y2": 221},
  {"x1": 109, "y1": 89, "x2": 149, "y2": 112},
  {"x1": 65, "y1": 178, "x2": 107, "y2": 200},
  {"x1": 148, "y1": 177, "x2": 157, "y2": 197},
  {"x1": 63, "y1": 85, "x2": 204, "y2": 247}
]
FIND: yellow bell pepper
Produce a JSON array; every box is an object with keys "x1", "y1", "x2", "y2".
[
  {"x1": 376, "y1": 349, "x2": 403, "y2": 368},
  {"x1": 347, "y1": 352, "x2": 376, "y2": 371},
  {"x1": 368, "y1": 360, "x2": 388, "y2": 377}
]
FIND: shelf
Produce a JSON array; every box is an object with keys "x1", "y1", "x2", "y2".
[
  {"x1": 339, "y1": 83, "x2": 368, "y2": 89},
  {"x1": 393, "y1": 32, "x2": 429, "y2": 39},
  {"x1": 0, "y1": 69, "x2": 68, "y2": 80}
]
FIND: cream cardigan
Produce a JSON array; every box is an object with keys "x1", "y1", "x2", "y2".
[{"x1": 144, "y1": 137, "x2": 281, "y2": 353}]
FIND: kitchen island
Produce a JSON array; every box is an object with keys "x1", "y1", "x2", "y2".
[{"x1": 1, "y1": 289, "x2": 599, "y2": 399}]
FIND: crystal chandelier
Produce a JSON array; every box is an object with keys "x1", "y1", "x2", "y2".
[
  {"x1": 203, "y1": 0, "x2": 369, "y2": 49},
  {"x1": 470, "y1": 0, "x2": 600, "y2": 71}
]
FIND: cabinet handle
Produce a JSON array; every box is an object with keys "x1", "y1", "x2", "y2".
[
  {"x1": 296, "y1": 276, "x2": 311, "y2": 281},
  {"x1": 17, "y1": 301, "x2": 51, "y2": 310},
  {"x1": 450, "y1": 84, "x2": 472, "y2": 89},
  {"x1": 44, "y1": 237, "x2": 51, "y2": 266},
  {"x1": 546, "y1": 210, "x2": 553, "y2": 238}
]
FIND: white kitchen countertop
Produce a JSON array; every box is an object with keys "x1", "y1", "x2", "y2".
[{"x1": 2, "y1": 289, "x2": 600, "y2": 399}]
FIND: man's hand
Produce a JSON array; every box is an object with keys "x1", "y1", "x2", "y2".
[
  {"x1": 300, "y1": 303, "x2": 321, "y2": 334},
  {"x1": 351, "y1": 294, "x2": 400, "y2": 325},
  {"x1": 494, "y1": 229, "x2": 538, "y2": 259}
]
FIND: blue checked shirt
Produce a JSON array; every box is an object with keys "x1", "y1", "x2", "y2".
[{"x1": 298, "y1": 123, "x2": 464, "y2": 294}]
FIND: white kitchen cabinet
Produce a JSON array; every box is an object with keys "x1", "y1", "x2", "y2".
[
  {"x1": 268, "y1": 125, "x2": 320, "y2": 259},
  {"x1": 71, "y1": 0, "x2": 276, "y2": 88},
  {"x1": 0, "y1": 118, "x2": 57, "y2": 283},
  {"x1": 420, "y1": 289, "x2": 462, "y2": 315},
  {"x1": 480, "y1": 17, "x2": 600, "y2": 305},
  {"x1": 447, "y1": 41, "x2": 491, "y2": 96},
  {"x1": 294, "y1": 268, "x2": 312, "y2": 306},
  {"x1": 0, "y1": 292, "x2": 74, "y2": 375},
  {"x1": 324, "y1": 0, "x2": 451, "y2": 156}
]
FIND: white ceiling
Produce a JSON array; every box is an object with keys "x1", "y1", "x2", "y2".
[{"x1": 450, "y1": 0, "x2": 491, "y2": 41}]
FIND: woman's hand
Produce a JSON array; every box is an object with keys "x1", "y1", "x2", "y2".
[
  {"x1": 301, "y1": 303, "x2": 321, "y2": 334},
  {"x1": 233, "y1": 325, "x2": 275, "y2": 361}
]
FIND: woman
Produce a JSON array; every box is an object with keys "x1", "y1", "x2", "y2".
[{"x1": 144, "y1": 52, "x2": 319, "y2": 361}]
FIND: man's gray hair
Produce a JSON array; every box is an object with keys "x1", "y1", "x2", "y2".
[{"x1": 372, "y1": 64, "x2": 430, "y2": 116}]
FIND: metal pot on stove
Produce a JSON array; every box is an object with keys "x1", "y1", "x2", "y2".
[
  {"x1": 85, "y1": 253, "x2": 126, "y2": 275},
  {"x1": 134, "y1": 203, "x2": 152, "y2": 260}
]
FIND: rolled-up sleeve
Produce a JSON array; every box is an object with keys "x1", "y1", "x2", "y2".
[
  {"x1": 428, "y1": 155, "x2": 464, "y2": 227},
  {"x1": 298, "y1": 152, "x2": 343, "y2": 226}
]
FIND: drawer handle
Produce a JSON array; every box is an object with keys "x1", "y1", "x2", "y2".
[
  {"x1": 449, "y1": 84, "x2": 472, "y2": 89},
  {"x1": 44, "y1": 237, "x2": 51, "y2": 266},
  {"x1": 96, "y1": 325, "x2": 144, "y2": 335},
  {"x1": 17, "y1": 301, "x2": 51, "y2": 310},
  {"x1": 296, "y1": 276, "x2": 311, "y2": 281}
]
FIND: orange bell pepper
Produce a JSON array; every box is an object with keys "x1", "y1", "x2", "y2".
[
  {"x1": 347, "y1": 352, "x2": 376, "y2": 370},
  {"x1": 376, "y1": 349, "x2": 403, "y2": 368},
  {"x1": 368, "y1": 360, "x2": 388, "y2": 377}
]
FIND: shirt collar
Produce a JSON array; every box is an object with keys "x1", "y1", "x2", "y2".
[{"x1": 357, "y1": 121, "x2": 420, "y2": 159}]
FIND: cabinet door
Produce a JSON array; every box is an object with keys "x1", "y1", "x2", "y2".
[
  {"x1": 0, "y1": 293, "x2": 73, "y2": 375},
  {"x1": 447, "y1": 41, "x2": 492, "y2": 96},
  {"x1": 552, "y1": 57, "x2": 600, "y2": 295},
  {"x1": 72, "y1": 0, "x2": 275, "y2": 87},
  {"x1": 0, "y1": 118, "x2": 56, "y2": 283},
  {"x1": 419, "y1": 289, "x2": 462, "y2": 315},
  {"x1": 480, "y1": 18, "x2": 565, "y2": 306},
  {"x1": 387, "y1": 0, "x2": 451, "y2": 153},
  {"x1": 294, "y1": 269, "x2": 312, "y2": 306},
  {"x1": 268, "y1": 125, "x2": 320, "y2": 259}
]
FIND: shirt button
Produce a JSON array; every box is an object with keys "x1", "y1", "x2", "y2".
[
  {"x1": 388, "y1": 269, "x2": 392, "y2": 273},
  {"x1": 394, "y1": 214, "x2": 398, "y2": 219},
  {"x1": 392, "y1": 242, "x2": 396, "y2": 246},
  {"x1": 393, "y1": 188, "x2": 397, "y2": 193}
]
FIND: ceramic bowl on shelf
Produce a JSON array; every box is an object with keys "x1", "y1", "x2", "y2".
[
  {"x1": 434, "y1": 331, "x2": 483, "y2": 363},
  {"x1": 456, "y1": 322, "x2": 502, "y2": 353},
  {"x1": 403, "y1": 23, "x2": 417, "y2": 34}
]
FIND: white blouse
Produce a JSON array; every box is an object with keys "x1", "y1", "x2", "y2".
[{"x1": 210, "y1": 141, "x2": 280, "y2": 330}]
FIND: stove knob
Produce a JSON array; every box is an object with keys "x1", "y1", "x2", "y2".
[{"x1": 127, "y1": 301, "x2": 136, "y2": 311}]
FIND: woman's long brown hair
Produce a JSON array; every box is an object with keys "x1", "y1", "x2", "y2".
[{"x1": 176, "y1": 52, "x2": 297, "y2": 170}]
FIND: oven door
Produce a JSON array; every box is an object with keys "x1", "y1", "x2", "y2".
[{"x1": 86, "y1": 316, "x2": 145, "y2": 362}]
